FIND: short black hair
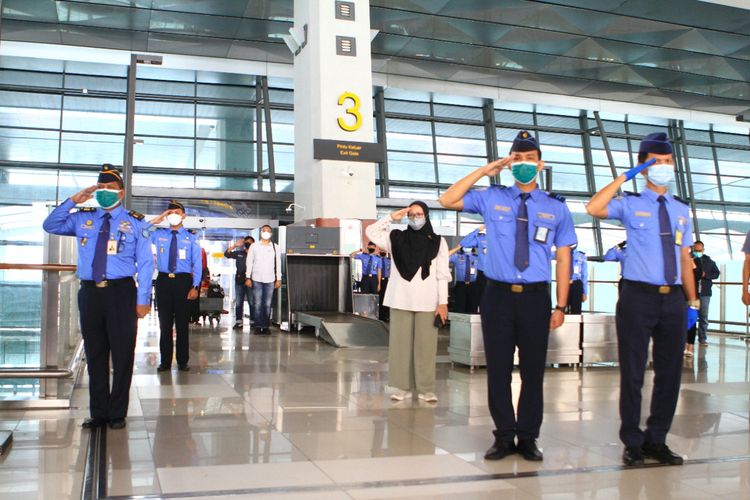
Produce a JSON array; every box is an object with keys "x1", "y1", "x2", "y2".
[
  {"x1": 694, "y1": 240, "x2": 704, "y2": 246},
  {"x1": 244, "y1": 235, "x2": 255, "y2": 243},
  {"x1": 367, "y1": 241, "x2": 375, "y2": 246},
  {"x1": 261, "y1": 224, "x2": 272, "y2": 231}
]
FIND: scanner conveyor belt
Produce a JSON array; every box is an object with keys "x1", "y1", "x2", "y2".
[{"x1": 295, "y1": 312, "x2": 389, "y2": 348}]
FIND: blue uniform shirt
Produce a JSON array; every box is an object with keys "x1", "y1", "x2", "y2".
[
  {"x1": 603, "y1": 244, "x2": 626, "y2": 263},
  {"x1": 355, "y1": 253, "x2": 382, "y2": 277},
  {"x1": 42, "y1": 198, "x2": 154, "y2": 305},
  {"x1": 462, "y1": 185, "x2": 577, "y2": 283},
  {"x1": 150, "y1": 226, "x2": 202, "y2": 287},
  {"x1": 570, "y1": 249, "x2": 588, "y2": 295},
  {"x1": 606, "y1": 189, "x2": 692, "y2": 285},
  {"x1": 381, "y1": 256, "x2": 392, "y2": 279},
  {"x1": 459, "y1": 229, "x2": 488, "y2": 271},
  {"x1": 449, "y1": 252, "x2": 478, "y2": 283}
]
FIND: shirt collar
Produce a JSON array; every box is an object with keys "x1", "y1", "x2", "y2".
[
  {"x1": 641, "y1": 187, "x2": 670, "y2": 203},
  {"x1": 98, "y1": 204, "x2": 124, "y2": 219},
  {"x1": 510, "y1": 184, "x2": 542, "y2": 201}
]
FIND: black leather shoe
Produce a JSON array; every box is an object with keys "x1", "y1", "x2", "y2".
[
  {"x1": 108, "y1": 418, "x2": 126, "y2": 430},
  {"x1": 517, "y1": 439, "x2": 543, "y2": 461},
  {"x1": 157, "y1": 364, "x2": 170, "y2": 372},
  {"x1": 262, "y1": 328, "x2": 272, "y2": 335},
  {"x1": 622, "y1": 446, "x2": 645, "y2": 466},
  {"x1": 484, "y1": 439, "x2": 516, "y2": 460},
  {"x1": 642, "y1": 442, "x2": 684, "y2": 465},
  {"x1": 178, "y1": 364, "x2": 190, "y2": 372},
  {"x1": 81, "y1": 418, "x2": 107, "y2": 429}
]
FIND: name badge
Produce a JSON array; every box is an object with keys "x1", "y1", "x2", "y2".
[
  {"x1": 574, "y1": 265, "x2": 581, "y2": 275},
  {"x1": 675, "y1": 230, "x2": 683, "y2": 246},
  {"x1": 470, "y1": 265, "x2": 476, "y2": 275},
  {"x1": 179, "y1": 248, "x2": 187, "y2": 260},
  {"x1": 534, "y1": 226, "x2": 549, "y2": 244},
  {"x1": 107, "y1": 240, "x2": 117, "y2": 255}
]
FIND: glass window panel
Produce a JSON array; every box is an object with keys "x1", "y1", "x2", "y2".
[
  {"x1": 432, "y1": 103, "x2": 482, "y2": 121},
  {"x1": 388, "y1": 185, "x2": 438, "y2": 200},
  {"x1": 0, "y1": 128, "x2": 59, "y2": 162},
  {"x1": 591, "y1": 149, "x2": 631, "y2": 167},
  {"x1": 387, "y1": 151, "x2": 435, "y2": 182},
  {"x1": 571, "y1": 226, "x2": 596, "y2": 256},
  {"x1": 684, "y1": 128, "x2": 711, "y2": 142},
  {"x1": 275, "y1": 179, "x2": 294, "y2": 193},
  {"x1": 273, "y1": 144, "x2": 293, "y2": 174},
  {"x1": 548, "y1": 163, "x2": 589, "y2": 193},
  {"x1": 543, "y1": 145, "x2": 584, "y2": 164},
  {"x1": 195, "y1": 175, "x2": 257, "y2": 191},
  {"x1": 711, "y1": 131, "x2": 749, "y2": 147},
  {"x1": 626, "y1": 123, "x2": 668, "y2": 137},
  {"x1": 268, "y1": 89, "x2": 293, "y2": 105},
  {"x1": 0, "y1": 69, "x2": 63, "y2": 88},
  {"x1": 536, "y1": 114, "x2": 579, "y2": 129},
  {"x1": 716, "y1": 160, "x2": 747, "y2": 177},
  {"x1": 384, "y1": 99, "x2": 430, "y2": 116},
  {"x1": 386, "y1": 119, "x2": 433, "y2": 153},
  {"x1": 435, "y1": 135, "x2": 485, "y2": 156},
  {"x1": 270, "y1": 109, "x2": 294, "y2": 143},
  {"x1": 60, "y1": 133, "x2": 124, "y2": 165},
  {"x1": 133, "y1": 136, "x2": 194, "y2": 169},
  {"x1": 590, "y1": 136, "x2": 630, "y2": 152},
  {"x1": 0, "y1": 91, "x2": 61, "y2": 129},
  {"x1": 196, "y1": 104, "x2": 253, "y2": 141},
  {"x1": 135, "y1": 100, "x2": 194, "y2": 137},
  {"x1": 62, "y1": 96, "x2": 126, "y2": 134},
  {"x1": 715, "y1": 148, "x2": 749, "y2": 163},
  {"x1": 587, "y1": 118, "x2": 626, "y2": 134},
  {"x1": 133, "y1": 172, "x2": 195, "y2": 188},
  {"x1": 197, "y1": 83, "x2": 255, "y2": 101},
  {"x1": 722, "y1": 177, "x2": 750, "y2": 203},
  {"x1": 690, "y1": 173, "x2": 721, "y2": 201},
  {"x1": 686, "y1": 144, "x2": 714, "y2": 160},
  {"x1": 687, "y1": 157, "x2": 716, "y2": 175},
  {"x1": 65, "y1": 74, "x2": 127, "y2": 93},
  {"x1": 437, "y1": 155, "x2": 488, "y2": 185},
  {"x1": 136, "y1": 79, "x2": 195, "y2": 97},
  {"x1": 196, "y1": 139, "x2": 254, "y2": 172},
  {"x1": 495, "y1": 109, "x2": 534, "y2": 126}
]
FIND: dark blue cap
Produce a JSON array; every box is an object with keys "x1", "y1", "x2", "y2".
[
  {"x1": 638, "y1": 132, "x2": 673, "y2": 155},
  {"x1": 510, "y1": 130, "x2": 540, "y2": 154},
  {"x1": 167, "y1": 199, "x2": 185, "y2": 211},
  {"x1": 97, "y1": 163, "x2": 122, "y2": 184}
]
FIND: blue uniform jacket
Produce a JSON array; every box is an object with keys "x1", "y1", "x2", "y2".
[
  {"x1": 42, "y1": 198, "x2": 154, "y2": 305},
  {"x1": 355, "y1": 253, "x2": 382, "y2": 277},
  {"x1": 150, "y1": 227, "x2": 202, "y2": 287},
  {"x1": 449, "y1": 252, "x2": 478, "y2": 283},
  {"x1": 606, "y1": 189, "x2": 692, "y2": 285},
  {"x1": 459, "y1": 229, "x2": 488, "y2": 271},
  {"x1": 462, "y1": 185, "x2": 578, "y2": 283},
  {"x1": 570, "y1": 249, "x2": 588, "y2": 295}
]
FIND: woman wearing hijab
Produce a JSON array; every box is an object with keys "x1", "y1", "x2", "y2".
[{"x1": 366, "y1": 201, "x2": 450, "y2": 403}]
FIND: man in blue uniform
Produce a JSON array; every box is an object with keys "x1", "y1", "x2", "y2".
[
  {"x1": 448, "y1": 246, "x2": 478, "y2": 313},
  {"x1": 603, "y1": 240, "x2": 627, "y2": 292},
  {"x1": 567, "y1": 247, "x2": 588, "y2": 314},
  {"x1": 43, "y1": 164, "x2": 153, "y2": 430},
  {"x1": 440, "y1": 131, "x2": 577, "y2": 461},
  {"x1": 459, "y1": 225, "x2": 487, "y2": 312},
  {"x1": 351, "y1": 242, "x2": 382, "y2": 294},
  {"x1": 587, "y1": 132, "x2": 699, "y2": 466},
  {"x1": 148, "y1": 200, "x2": 202, "y2": 372},
  {"x1": 378, "y1": 249, "x2": 391, "y2": 321}
]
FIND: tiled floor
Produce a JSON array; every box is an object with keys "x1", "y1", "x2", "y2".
[{"x1": 2, "y1": 314, "x2": 750, "y2": 499}]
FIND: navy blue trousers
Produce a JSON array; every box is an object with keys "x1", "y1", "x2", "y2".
[
  {"x1": 480, "y1": 284, "x2": 551, "y2": 441},
  {"x1": 616, "y1": 282, "x2": 686, "y2": 447}
]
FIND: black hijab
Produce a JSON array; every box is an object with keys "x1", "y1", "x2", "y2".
[{"x1": 389, "y1": 201, "x2": 441, "y2": 281}]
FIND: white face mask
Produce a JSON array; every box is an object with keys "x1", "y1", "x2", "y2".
[
  {"x1": 647, "y1": 164, "x2": 674, "y2": 187},
  {"x1": 260, "y1": 231, "x2": 272, "y2": 240},
  {"x1": 408, "y1": 217, "x2": 426, "y2": 230},
  {"x1": 166, "y1": 213, "x2": 183, "y2": 226}
]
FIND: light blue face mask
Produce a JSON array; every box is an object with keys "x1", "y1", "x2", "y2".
[
  {"x1": 408, "y1": 217, "x2": 426, "y2": 230},
  {"x1": 511, "y1": 162, "x2": 538, "y2": 185},
  {"x1": 693, "y1": 251, "x2": 703, "y2": 258},
  {"x1": 646, "y1": 164, "x2": 674, "y2": 187}
]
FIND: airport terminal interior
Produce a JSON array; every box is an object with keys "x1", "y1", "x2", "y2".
[{"x1": 1, "y1": 0, "x2": 750, "y2": 498}]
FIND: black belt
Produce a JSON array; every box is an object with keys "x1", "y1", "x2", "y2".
[
  {"x1": 158, "y1": 272, "x2": 191, "y2": 279},
  {"x1": 622, "y1": 279, "x2": 682, "y2": 295},
  {"x1": 81, "y1": 277, "x2": 133, "y2": 289},
  {"x1": 486, "y1": 278, "x2": 549, "y2": 293}
]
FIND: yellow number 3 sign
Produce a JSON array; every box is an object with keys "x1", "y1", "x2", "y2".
[{"x1": 337, "y1": 91, "x2": 362, "y2": 132}]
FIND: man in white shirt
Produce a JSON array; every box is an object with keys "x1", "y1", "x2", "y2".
[{"x1": 245, "y1": 224, "x2": 282, "y2": 335}]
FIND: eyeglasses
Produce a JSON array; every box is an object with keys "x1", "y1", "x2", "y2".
[{"x1": 407, "y1": 213, "x2": 424, "y2": 219}]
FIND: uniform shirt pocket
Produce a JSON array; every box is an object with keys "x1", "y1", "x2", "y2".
[{"x1": 490, "y1": 212, "x2": 514, "y2": 234}]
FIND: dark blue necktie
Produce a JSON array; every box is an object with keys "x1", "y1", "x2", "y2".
[
  {"x1": 168, "y1": 230, "x2": 178, "y2": 273},
  {"x1": 658, "y1": 196, "x2": 677, "y2": 284},
  {"x1": 514, "y1": 193, "x2": 530, "y2": 271},
  {"x1": 364, "y1": 255, "x2": 372, "y2": 276},
  {"x1": 463, "y1": 256, "x2": 471, "y2": 283},
  {"x1": 92, "y1": 213, "x2": 111, "y2": 283}
]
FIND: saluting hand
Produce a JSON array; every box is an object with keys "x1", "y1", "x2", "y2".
[
  {"x1": 71, "y1": 185, "x2": 98, "y2": 204},
  {"x1": 549, "y1": 309, "x2": 565, "y2": 330},
  {"x1": 187, "y1": 288, "x2": 198, "y2": 300},
  {"x1": 390, "y1": 207, "x2": 410, "y2": 221},
  {"x1": 136, "y1": 304, "x2": 151, "y2": 319},
  {"x1": 482, "y1": 157, "x2": 511, "y2": 177}
]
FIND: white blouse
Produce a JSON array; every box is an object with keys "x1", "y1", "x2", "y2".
[{"x1": 366, "y1": 216, "x2": 450, "y2": 312}]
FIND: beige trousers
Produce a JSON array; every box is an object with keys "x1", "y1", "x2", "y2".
[{"x1": 388, "y1": 308, "x2": 438, "y2": 393}]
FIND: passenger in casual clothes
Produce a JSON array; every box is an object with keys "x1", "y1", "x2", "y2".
[{"x1": 245, "y1": 225, "x2": 282, "y2": 335}]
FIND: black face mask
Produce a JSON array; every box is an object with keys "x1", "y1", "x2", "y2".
[
  {"x1": 367, "y1": 247, "x2": 375, "y2": 253},
  {"x1": 244, "y1": 242, "x2": 251, "y2": 249},
  {"x1": 379, "y1": 252, "x2": 386, "y2": 257}
]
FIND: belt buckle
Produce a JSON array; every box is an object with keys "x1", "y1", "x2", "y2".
[
  {"x1": 95, "y1": 280, "x2": 108, "y2": 288},
  {"x1": 658, "y1": 285, "x2": 670, "y2": 294},
  {"x1": 511, "y1": 284, "x2": 523, "y2": 293},
  {"x1": 168, "y1": 273, "x2": 176, "y2": 278}
]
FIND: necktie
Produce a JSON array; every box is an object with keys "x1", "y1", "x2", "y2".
[
  {"x1": 658, "y1": 196, "x2": 677, "y2": 284},
  {"x1": 514, "y1": 193, "x2": 530, "y2": 271},
  {"x1": 92, "y1": 213, "x2": 111, "y2": 283},
  {"x1": 168, "y1": 230, "x2": 178, "y2": 273},
  {"x1": 463, "y1": 256, "x2": 471, "y2": 283},
  {"x1": 364, "y1": 255, "x2": 372, "y2": 276}
]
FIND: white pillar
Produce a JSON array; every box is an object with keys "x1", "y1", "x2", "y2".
[{"x1": 293, "y1": 0, "x2": 377, "y2": 222}]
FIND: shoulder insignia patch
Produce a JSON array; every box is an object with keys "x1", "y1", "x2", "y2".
[
  {"x1": 623, "y1": 191, "x2": 641, "y2": 197},
  {"x1": 547, "y1": 192, "x2": 566, "y2": 202},
  {"x1": 672, "y1": 195, "x2": 689, "y2": 206},
  {"x1": 128, "y1": 210, "x2": 145, "y2": 220}
]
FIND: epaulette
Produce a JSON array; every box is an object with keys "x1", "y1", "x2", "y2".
[
  {"x1": 188, "y1": 229, "x2": 197, "y2": 235},
  {"x1": 623, "y1": 191, "x2": 640, "y2": 197},
  {"x1": 128, "y1": 210, "x2": 145, "y2": 220},
  {"x1": 78, "y1": 207, "x2": 96, "y2": 212},
  {"x1": 672, "y1": 195, "x2": 689, "y2": 206},
  {"x1": 547, "y1": 192, "x2": 566, "y2": 202}
]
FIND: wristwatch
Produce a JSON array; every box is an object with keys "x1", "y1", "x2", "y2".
[{"x1": 554, "y1": 305, "x2": 566, "y2": 312}]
